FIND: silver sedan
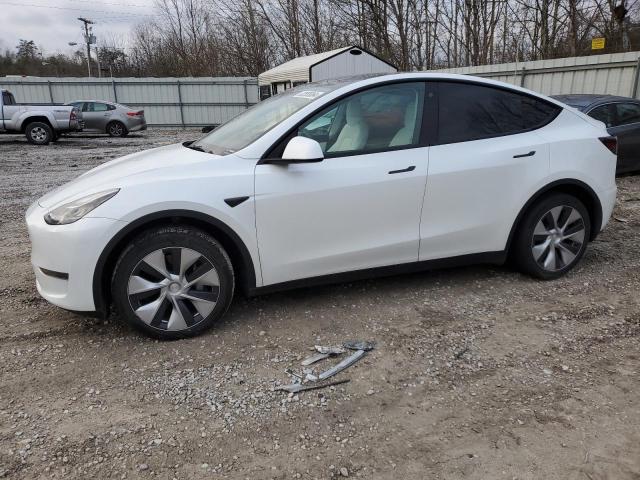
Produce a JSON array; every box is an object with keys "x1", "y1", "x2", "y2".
[{"x1": 66, "y1": 100, "x2": 147, "y2": 137}]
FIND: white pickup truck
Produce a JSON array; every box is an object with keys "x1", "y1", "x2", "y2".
[{"x1": 1, "y1": 89, "x2": 83, "y2": 145}]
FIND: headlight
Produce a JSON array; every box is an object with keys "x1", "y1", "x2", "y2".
[{"x1": 44, "y1": 189, "x2": 120, "y2": 225}]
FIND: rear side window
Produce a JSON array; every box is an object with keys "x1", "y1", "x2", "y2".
[
  {"x1": 90, "y1": 102, "x2": 110, "y2": 112},
  {"x1": 437, "y1": 82, "x2": 560, "y2": 144},
  {"x1": 614, "y1": 103, "x2": 640, "y2": 126},
  {"x1": 2, "y1": 92, "x2": 16, "y2": 105},
  {"x1": 588, "y1": 104, "x2": 615, "y2": 127}
]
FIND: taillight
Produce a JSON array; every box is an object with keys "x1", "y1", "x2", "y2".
[
  {"x1": 70, "y1": 110, "x2": 77, "y2": 121},
  {"x1": 599, "y1": 136, "x2": 617, "y2": 155},
  {"x1": 127, "y1": 110, "x2": 144, "y2": 117}
]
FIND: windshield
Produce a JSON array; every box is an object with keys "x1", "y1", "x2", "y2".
[{"x1": 191, "y1": 80, "x2": 354, "y2": 155}]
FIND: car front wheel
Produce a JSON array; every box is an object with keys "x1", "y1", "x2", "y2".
[
  {"x1": 513, "y1": 193, "x2": 590, "y2": 279},
  {"x1": 111, "y1": 226, "x2": 234, "y2": 339}
]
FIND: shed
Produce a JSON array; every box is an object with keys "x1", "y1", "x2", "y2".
[{"x1": 258, "y1": 46, "x2": 397, "y2": 99}]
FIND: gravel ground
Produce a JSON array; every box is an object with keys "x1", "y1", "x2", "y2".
[{"x1": 0, "y1": 130, "x2": 639, "y2": 479}]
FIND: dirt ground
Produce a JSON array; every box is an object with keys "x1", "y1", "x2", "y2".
[{"x1": 0, "y1": 130, "x2": 639, "y2": 480}]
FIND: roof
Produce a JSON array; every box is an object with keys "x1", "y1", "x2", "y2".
[
  {"x1": 259, "y1": 47, "x2": 353, "y2": 83},
  {"x1": 258, "y1": 46, "x2": 397, "y2": 85},
  {"x1": 551, "y1": 93, "x2": 637, "y2": 109}
]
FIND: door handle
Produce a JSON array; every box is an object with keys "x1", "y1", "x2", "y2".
[
  {"x1": 388, "y1": 165, "x2": 415, "y2": 174},
  {"x1": 513, "y1": 150, "x2": 535, "y2": 158}
]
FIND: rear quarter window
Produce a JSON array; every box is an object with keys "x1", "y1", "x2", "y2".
[
  {"x1": 2, "y1": 92, "x2": 16, "y2": 105},
  {"x1": 437, "y1": 82, "x2": 561, "y2": 144}
]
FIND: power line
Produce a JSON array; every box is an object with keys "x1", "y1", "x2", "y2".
[
  {"x1": 52, "y1": 0, "x2": 153, "y2": 9},
  {"x1": 0, "y1": 1, "x2": 157, "y2": 16}
]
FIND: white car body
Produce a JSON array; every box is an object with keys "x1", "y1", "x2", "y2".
[{"x1": 26, "y1": 73, "x2": 617, "y2": 319}]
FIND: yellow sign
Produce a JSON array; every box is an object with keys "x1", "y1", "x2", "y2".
[{"x1": 592, "y1": 37, "x2": 605, "y2": 50}]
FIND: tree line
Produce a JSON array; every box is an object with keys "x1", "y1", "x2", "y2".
[{"x1": 2, "y1": 0, "x2": 639, "y2": 78}]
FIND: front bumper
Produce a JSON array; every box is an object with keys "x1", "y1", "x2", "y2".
[{"x1": 26, "y1": 202, "x2": 125, "y2": 312}]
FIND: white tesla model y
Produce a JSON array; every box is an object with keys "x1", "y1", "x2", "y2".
[{"x1": 26, "y1": 73, "x2": 617, "y2": 339}]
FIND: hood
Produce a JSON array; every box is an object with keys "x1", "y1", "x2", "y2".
[{"x1": 38, "y1": 143, "x2": 220, "y2": 209}]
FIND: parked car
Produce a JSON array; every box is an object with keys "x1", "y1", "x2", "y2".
[
  {"x1": 1, "y1": 89, "x2": 82, "y2": 144},
  {"x1": 27, "y1": 73, "x2": 617, "y2": 339},
  {"x1": 65, "y1": 100, "x2": 146, "y2": 137},
  {"x1": 552, "y1": 94, "x2": 640, "y2": 174}
]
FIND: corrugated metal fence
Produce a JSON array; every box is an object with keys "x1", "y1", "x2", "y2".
[
  {"x1": 431, "y1": 51, "x2": 640, "y2": 98},
  {"x1": 0, "y1": 77, "x2": 259, "y2": 127}
]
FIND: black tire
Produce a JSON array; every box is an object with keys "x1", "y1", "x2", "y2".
[
  {"x1": 107, "y1": 121, "x2": 128, "y2": 137},
  {"x1": 512, "y1": 193, "x2": 590, "y2": 280},
  {"x1": 25, "y1": 121, "x2": 53, "y2": 145},
  {"x1": 111, "y1": 226, "x2": 235, "y2": 339}
]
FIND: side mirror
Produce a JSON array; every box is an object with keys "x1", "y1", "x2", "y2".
[{"x1": 264, "y1": 136, "x2": 324, "y2": 164}]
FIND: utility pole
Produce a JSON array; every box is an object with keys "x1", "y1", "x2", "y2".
[{"x1": 78, "y1": 17, "x2": 94, "y2": 76}]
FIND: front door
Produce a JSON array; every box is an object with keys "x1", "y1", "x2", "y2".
[{"x1": 255, "y1": 82, "x2": 430, "y2": 286}]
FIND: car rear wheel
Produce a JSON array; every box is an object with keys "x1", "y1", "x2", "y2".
[
  {"x1": 107, "y1": 121, "x2": 128, "y2": 137},
  {"x1": 513, "y1": 193, "x2": 590, "y2": 279},
  {"x1": 25, "y1": 122, "x2": 53, "y2": 145},
  {"x1": 111, "y1": 226, "x2": 234, "y2": 339}
]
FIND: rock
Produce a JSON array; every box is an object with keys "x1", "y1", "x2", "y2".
[
  {"x1": 340, "y1": 467, "x2": 349, "y2": 477},
  {"x1": 138, "y1": 463, "x2": 149, "y2": 471}
]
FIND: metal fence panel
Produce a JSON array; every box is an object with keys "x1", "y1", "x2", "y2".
[
  {"x1": 0, "y1": 76, "x2": 259, "y2": 127},
  {"x1": 431, "y1": 51, "x2": 640, "y2": 98}
]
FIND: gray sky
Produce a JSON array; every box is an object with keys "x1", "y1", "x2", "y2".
[{"x1": 0, "y1": 0, "x2": 158, "y2": 55}]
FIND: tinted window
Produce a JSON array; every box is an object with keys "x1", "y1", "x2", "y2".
[
  {"x1": 2, "y1": 92, "x2": 16, "y2": 105},
  {"x1": 588, "y1": 104, "x2": 615, "y2": 127},
  {"x1": 438, "y1": 82, "x2": 560, "y2": 144},
  {"x1": 298, "y1": 82, "x2": 425, "y2": 156},
  {"x1": 615, "y1": 103, "x2": 640, "y2": 126}
]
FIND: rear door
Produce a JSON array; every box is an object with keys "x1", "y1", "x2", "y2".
[
  {"x1": 82, "y1": 102, "x2": 113, "y2": 131},
  {"x1": 254, "y1": 81, "x2": 431, "y2": 286},
  {"x1": 419, "y1": 81, "x2": 558, "y2": 260}
]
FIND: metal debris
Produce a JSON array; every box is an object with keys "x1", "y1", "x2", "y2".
[
  {"x1": 343, "y1": 340, "x2": 376, "y2": 351},
  {"x1": 277, "y1": 378, "x2": 350, "y2": 394},
  {"x1": 301, "y1": 352, "x2": 330, "y2": 366},
  {"x1": 305, "y1": 349, "x2": 366, "y2": 382},
  {"x1": 284, "y1": 368, "x2": 305, "y2": 381},
  {"x1": 315, "y1": 345, "x2": 347, "y2": 355}
]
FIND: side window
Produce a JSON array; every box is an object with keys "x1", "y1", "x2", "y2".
[
  {"x1": 92, "y1": 103, "x2": 110, "y2": 112},
  {"x1": 615, "y1": 103, "x2": 640, "y2": 126},
  {"x1": 298, "y1": 82, "x2": 425, "y2": 156},
  {"x1": 3, "y1": 92, "x2": 16, "y2": 105},
  {"x1": 588, "y1": 104, "x2": 615, "y2": 128},
  {"x1": 259, "y1": 85, "x2": 271, "y2": 101},
  {"x1": 107, "y1": 104, "x2": 116, "y2": 111},
  {"x1": 437, "y1": 82, "x2": 560, "y2": 144}
]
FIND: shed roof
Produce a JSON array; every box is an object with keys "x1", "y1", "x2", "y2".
[{"x1": 259, "y1": 46, "x2": 354, "y2": 84}]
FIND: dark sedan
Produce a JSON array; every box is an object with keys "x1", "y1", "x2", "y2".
[{"x1": 552, "y1": 94, "x2": 640, "y2": 174}]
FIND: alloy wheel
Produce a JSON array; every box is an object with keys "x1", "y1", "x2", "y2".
[
  {"x1": 127, "y1": 247, "x2": 220, "y2": 331},
  {"x1": 531, "y1": 205, "x2": 586, "y2": 272},
  {"x1": 110, "y1": 123, "x2": 124, "y2": 136},
  {"x1": 31, "y1": 127, "x2": 48, "y2": 142}
]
